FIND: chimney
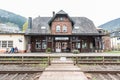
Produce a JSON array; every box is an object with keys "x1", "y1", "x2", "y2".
[
  {"x1": 28, "y1": 17, "x2": 32, "y2": 29},
  {"x1": 53, "y1": 11, "x2": 55, "y2": 16}
]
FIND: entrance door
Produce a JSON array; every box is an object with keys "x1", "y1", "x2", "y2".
[
  {"x1": 61, "y1": 42, "x2": 68, "y2": 52},
  {"x1": 55, "y1": 42, "x2": 61, "y2": 52}
]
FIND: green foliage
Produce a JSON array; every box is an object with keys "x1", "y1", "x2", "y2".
[
  {"x1": 22, "y1": 21, "x2": 28, "y2": 32},
  {"x1": 73, "y1": 49, "x2": 79, "y2": 54},
  {"x1": 0, "y1": 9, "x2": 26, "y2": 30},
  {"x1": 46, "y1": 48, "x2": 51, "y2": 53}
]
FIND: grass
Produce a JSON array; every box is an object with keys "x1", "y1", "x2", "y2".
[{"x1": 105, "y1": 50, "x2": 120, "y2": 53}]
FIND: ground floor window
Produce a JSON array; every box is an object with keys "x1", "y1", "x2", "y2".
[
  {"x1": 8, "y1": 41, "x2": 13, "y2": 47},
  {"x1": 76, "y1": 43, "x2": 80, "y2": 49},
  {"x1": 42, "y1": 41, "x2": 47, "y2": 49},
  {"x1": 82, "y1": 40, "x2": 87, "y2": 49},
  {"x1": 0, "y1": 41, "x2": 1, "y2": 48},
  {"x1": 2, "y1": 41, "x2": 7, "y2": 48},
  {"x1": 0, "y1": 41, "x2": 13, "y2": 48},
  {"x1": 35, "y1": 40, "x2": 47, "y2": 50},
  {"x1": 90, "y1": 42, "x2": 93, "y2": 49},
  {"x1": 35, "y1": 42, "x2": 41, "y2": 49}
]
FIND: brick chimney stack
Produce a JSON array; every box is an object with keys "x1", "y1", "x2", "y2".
[
  {"x1": 28, "y1": 17, "x2": 32, "y2": 29},
  {"x1": 53, "y1": 11, "x2": 55, "y2": 16}
]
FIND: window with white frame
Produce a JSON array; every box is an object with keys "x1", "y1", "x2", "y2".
[
  {"x1": 0, "y1": 41, "x2": 13, "y2": 48},
  {"x1": 0, "y1": 41, "x2": 1, "y2": 48},
  {"x1": 8, "y1": 41, "x2": 13, "y2": 47},
  {"x1": 56, "y1": 25, "x2": 61, "y2": 32},
  {"x1": 1, "y1": 41, "x2": 13, "y2": 48},
  {"x1": 35, "y1": 42, "x2": 41, "y2": 49},
  {"x1": 62, "y1": 25, "x2": 67, "y2": 32},
  {"x1": 2, "y1": 41, "x2": 7, "y2": 48},
  {"x1": 74, "y1": 26, "x2": 79, "y2": 29},
  {"x1": 42, "y1": 41, "x2": 46, "y2": 49},
  {"x1": 41, "y1": 26, "x2": 46, "y2": 29}
]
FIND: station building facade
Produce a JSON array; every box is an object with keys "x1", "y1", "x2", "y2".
[{"x1": 25, "y1": 10, "x2": 104, "y2": 53}]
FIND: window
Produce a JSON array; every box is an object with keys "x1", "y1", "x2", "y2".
[
  {"x1": 90, "y1": 42, "x2": 93, "y2": 49},
  {"x1": 76, "y1": 43, "x2": 80, "y2": 49},
  {"x1": 41, "y1": 26, "x2": 46, "y2": 29},
  {"x1": 117, "y1": 37, "x2": 120, "y2": 40},
  {"x1": 0, "y1": 41, "x2": 1, "y2": 48},
  {"x1": 74, "y1": 26, "x2": 79, "y2": 29},
  {"x1": 82, "y1": 40, "x2": 87, "y2": 49},
  {"x1": 62, "y1": 25, "x2": 67, "y2": 32},
  {"x1": 56, "y1": 25, "x2": 61, "y2": 32},
  {"x1": 2, "y1": 41, "x2": 7, "y2": 48},
  {"x1": 60, "y1": 17, "x2": 64, "y2": 21},
  {"x1": 0, "y1": 41, "x2": 13, "y2": 48},
  {"x1": 8, "y1": 41, "x2": 13, "y2": 47},
  {"x1": 35, "y1": 42, "x2": 41, "y2": 49},
  {"x1": 42, "y1": 42, "x2": 46, "y2": 49}
]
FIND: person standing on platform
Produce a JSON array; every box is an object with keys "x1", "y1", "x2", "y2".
[{"x1": 9, "y1": 47, "x2": 14, "y2": 53}]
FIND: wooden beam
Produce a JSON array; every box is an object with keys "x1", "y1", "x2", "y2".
[
  {"x1": 117, "y1": 73, "x2": 120, "y2": 77},
  {"x1": 21, "y1": 73, "x2": 28, "y2": 80},
  {"x1": 107, "y1": 73, "x2": 117, "y2": 80},
  {"x1": 0, "y1": 73, "x2": 9, "y2": 80},
  {"x1": 9, "y1": 73, "x2": 18, "y2": 80},
  {"x1": 99, "y1": 74, "x2": 107, "y2": 80}
]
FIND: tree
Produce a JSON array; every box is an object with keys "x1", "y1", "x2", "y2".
[{"x1": 22, "y1": 21, "x2": 28, "y2": 32}]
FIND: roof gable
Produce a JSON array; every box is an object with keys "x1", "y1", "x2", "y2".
[{"x1": 48, "y1": 10, "x2": 74, "y2": 26}]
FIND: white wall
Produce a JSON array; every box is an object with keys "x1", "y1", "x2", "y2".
[
  {"x1": 111, "y1": 37, "x2": 120, "y2": 50},
  {"x1": 0, "y1": 34, "x2": 26, "y2": 52}
]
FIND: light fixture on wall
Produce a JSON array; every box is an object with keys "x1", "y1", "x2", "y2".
[{"x1": 18, "y1": 38, "x2": 22, "y2": 42}]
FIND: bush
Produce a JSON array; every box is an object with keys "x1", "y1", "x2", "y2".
[
  {"x1": 73, "y1": 49, "x2": 79, "y2": 54},
  {"x1": 46, "y1": 48, "x2": 51, "y2": 53}
]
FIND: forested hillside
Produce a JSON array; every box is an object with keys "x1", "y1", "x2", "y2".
[
  {"x1": 0, "y1": 9, "x2": 26, "y2": 30},
  {"x1": 98, "y1": 18, "x2": 120, "y2": 32}
]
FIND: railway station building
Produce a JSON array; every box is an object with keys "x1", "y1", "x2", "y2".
[{"x1": 25, "y1": 10, "x2": 104, "y2": 53}]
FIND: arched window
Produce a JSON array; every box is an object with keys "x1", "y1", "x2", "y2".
[
  {"x1": 62, "y1": 25, "x2": 67, "y2": 32},
  {"x1": 56, "y1": 25, "x2": 61, "y2": 32}
]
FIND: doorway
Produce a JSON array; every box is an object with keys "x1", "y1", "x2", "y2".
[
  {"x1": 55, "y1": 42, "x2": 69, "y2": 52},
  {"x1": 55, "y1": 42, "x2": 61, "y2": 52}
]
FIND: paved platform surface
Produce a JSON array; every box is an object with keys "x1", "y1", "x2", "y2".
[
  {"x1": 0, "y1": 53, "x2": 120, "y2": 57},
  {"x1": 39, "y1": 58, "x2": 88, "y2": 80}
]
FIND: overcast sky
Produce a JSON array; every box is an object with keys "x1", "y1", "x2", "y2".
[{"x1": 0, "y1": 0, "x2": 120, "y2": 26}]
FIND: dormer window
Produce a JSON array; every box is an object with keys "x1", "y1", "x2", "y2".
[
  {"x1": 41, "y1": 26, "x2": 46, "y2": 29},
  {"x1": 56, "y1": 25, "x2": 61, "y2": 32},
  {"x1": 74, "y1": 26, "x2": 79, "y2": 29},
  {"x1": 62, "y1": 25, "x2": 67, "y2": 32}
]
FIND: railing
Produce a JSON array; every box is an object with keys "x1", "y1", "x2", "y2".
[{"x1": 0, "y1": 54, "x2": 120, "y2": 65}]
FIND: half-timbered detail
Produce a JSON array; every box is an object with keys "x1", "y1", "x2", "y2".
[{"x1": 25, "y1": 10, "x2": 104, "y2": 53}]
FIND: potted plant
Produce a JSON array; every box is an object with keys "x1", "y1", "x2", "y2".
[
  {"x1": 73, "y1": 49, "x2": 79, "y2": 54},
  {"x1": 46, "y1": 48, "x2": 51, "y2": 53}
]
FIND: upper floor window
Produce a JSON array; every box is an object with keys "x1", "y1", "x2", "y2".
[
  {"x1": 60, "y1": 17, "x2": 64, "y2": 21},
  {"x1": 56, "y1": 25, "x2": 61, "y2": 32},
  {"x1": 62, "y1": 25, "x2": 67, "y2": 32}
]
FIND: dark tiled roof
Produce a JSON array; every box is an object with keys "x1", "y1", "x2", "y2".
[
  {"x1": 56, "y1": 10, "x2": 67, "y2": 15},
  {"x1": 26, "y1": 17, "x2": 51, "y2": 34},
  {"x1": 26, "y1": 16, "x2": 99, "y2": 35},
  {"x1": 71, "y1": 17, "x2": 98, "y2": 34}
]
